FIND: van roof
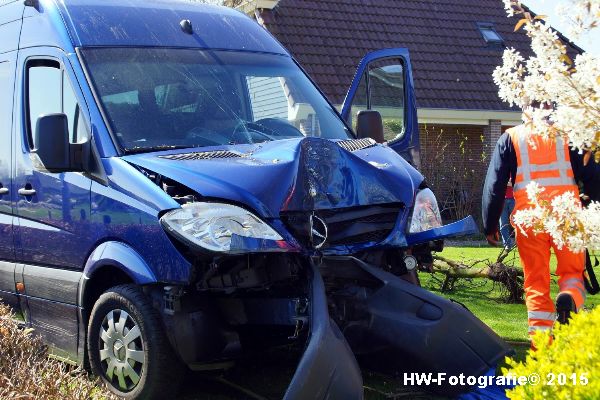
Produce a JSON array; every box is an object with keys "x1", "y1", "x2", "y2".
[{"x1": 52, "y1": 0, "x2": 287, "y2": 54}]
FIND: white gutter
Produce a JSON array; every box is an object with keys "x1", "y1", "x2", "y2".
[
  {"x1": 235, "y1": 0, "x2": 279, "y2": 15},
  {"x1": 417, "y1": 108, "x2": 522, "y2": 126}
]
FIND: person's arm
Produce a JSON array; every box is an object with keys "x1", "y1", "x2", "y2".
[
  {"x1": 570, "y1": 149, "x2": 600, "y2": 204},
  {"x1": 482, "y1": 132, "x2": 516, "y2": 245}
]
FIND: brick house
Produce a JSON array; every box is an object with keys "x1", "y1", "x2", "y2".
[{"x1": 234, "y1": 0, "x2": 581, "y2": 222}]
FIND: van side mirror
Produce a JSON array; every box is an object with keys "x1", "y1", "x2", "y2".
[
  {"x1": 356, "y1": 110, "x2": 385, "y2": 143},
  {"x1": 34, "y1": 113, "x2": 89, "y2": 172}
]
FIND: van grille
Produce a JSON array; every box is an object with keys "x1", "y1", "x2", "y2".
[
  {"x1": 281, "y1": 204, "x2": 402, "y2": 249},
  {"x1": 159, "y1": 150, "x2": 243, "y2": 161},
  {"x1": 336, "y1": 138, "x2": 377, "y2": 152}
]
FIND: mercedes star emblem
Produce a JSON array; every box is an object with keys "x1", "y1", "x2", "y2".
[{"x1": 309, "y1": 214, "x2": 328, "y2": 249}]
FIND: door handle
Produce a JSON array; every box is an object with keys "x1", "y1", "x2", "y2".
[
  {"x1": 0, "y1": 187, "x2": 8, "y2": 195},
  {"x1": 18, "y1": 188, "x2": 36, "y2": 197}
]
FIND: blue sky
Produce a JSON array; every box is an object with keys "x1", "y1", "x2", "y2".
[{"x1": 527, "y1": 0, "x2": 600, "y2": 55}]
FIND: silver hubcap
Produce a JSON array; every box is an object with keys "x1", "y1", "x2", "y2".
[{"x1": 99, "y1": 309, "x2": 145, "y2": 392}]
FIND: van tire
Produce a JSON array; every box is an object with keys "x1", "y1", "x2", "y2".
[{"x1": 87, "y1": 284, "x2": 184, "y2": 400}]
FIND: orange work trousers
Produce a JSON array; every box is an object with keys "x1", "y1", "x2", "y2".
[{"x1": 515, "y1": 227, "x2": 586, "y2": 336}]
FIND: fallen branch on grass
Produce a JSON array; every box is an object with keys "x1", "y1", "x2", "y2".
[{"x1": 431, "y1": 248, "x2": 524, "y2": 303}]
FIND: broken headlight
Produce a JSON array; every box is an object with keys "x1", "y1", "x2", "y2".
[
  {"x1": 161, "y1": 202, "x2": 283, "y2": 252},
  {"x1": 408, "y1": 188, "x2": 442, "y2": 233}
]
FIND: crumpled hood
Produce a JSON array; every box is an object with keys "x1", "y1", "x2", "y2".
[{"x1": 122, "y1": 137, "x2": 424, "y2": 218}]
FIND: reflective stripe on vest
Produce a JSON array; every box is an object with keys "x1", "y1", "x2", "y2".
[{"x1": 512, "y1": 132, "x2": 576, "y2": 191}]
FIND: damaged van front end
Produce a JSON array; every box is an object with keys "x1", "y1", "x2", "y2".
[{"x1": 122, "y1": 136, "x2": 509, "y2": 398}]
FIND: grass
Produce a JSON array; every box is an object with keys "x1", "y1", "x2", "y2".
[{"x1": 423, "y1": 245, "x2": 600, "y2": 344}]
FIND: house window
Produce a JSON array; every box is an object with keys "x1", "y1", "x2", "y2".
[
  {"x1": 477, "y1": 23, "x2": 503, "y2": 46},
  {"x1": 246, "y1": 76, "x2": 289, "y2": 120}
]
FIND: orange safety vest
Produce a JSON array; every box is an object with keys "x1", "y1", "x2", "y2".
[{"x1": 507, "y1": 126, "x2": 578, "y2": 207}]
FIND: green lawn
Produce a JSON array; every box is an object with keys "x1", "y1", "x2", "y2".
[{"x1": 424, "y1": 245, "x2": 600, "y2": 344}]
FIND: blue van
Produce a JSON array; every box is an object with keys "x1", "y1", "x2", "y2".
[{"x1": 0, "y1": 0, "x2": 511, "y2": 399}]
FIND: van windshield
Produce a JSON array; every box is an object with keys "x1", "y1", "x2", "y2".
[{"x1": 81, "y1": 48, "x2": 354, "y2": 153}]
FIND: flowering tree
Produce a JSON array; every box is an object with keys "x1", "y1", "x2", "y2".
[{"x1": 493, "y1": 0, "x2": 600, "y2": 252}]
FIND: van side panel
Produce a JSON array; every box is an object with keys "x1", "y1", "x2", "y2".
[
  {"x1": 0, "y1": 52, "x2": 17, "y2": 310},
  {"x1": 13, "y1": 47, "x2": 93, "y2": 270},
  {"x1": 0, "y1": 262, "x2": 17, "y2": 309},
  {"x1": 0, "y1": 1, "x2": 24, "y2": 54},
  {"x1": 12, "y1": 46, "x2": 89, "y2": 361},
  {"x1": 0, "y1": 55, "x2": 15, "y2": 260},
  {"x1": 21, "y1": 264, "x2": 80, "y2": 358},
  {"x1": 89, "y1": 158, "x2": 192, "y2": 284}
]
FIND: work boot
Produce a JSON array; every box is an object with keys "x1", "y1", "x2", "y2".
[{"x1": 555, "y1": 293, "x2": 576, "y2": 325}]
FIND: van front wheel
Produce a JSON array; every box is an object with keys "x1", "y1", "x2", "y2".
[{"x1": 88, "y1": 284, "x2": 184, "y2": 399}]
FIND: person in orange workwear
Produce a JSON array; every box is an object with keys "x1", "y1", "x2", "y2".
[{"x1": 482, "y1": 121, "x2": 599, "y2": 338}]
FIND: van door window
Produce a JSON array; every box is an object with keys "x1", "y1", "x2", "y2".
[
  {"x1": 27, "y1": 61, "x2": 88, "y2": 148},
  {"x1": 347, "y1": 72, "x2": 368, "y2": 132},
  {"x1": 368, "y1": 59, "x2": 405, "y2": 142},
  {"x1": 343, "y1": 57, "x2": 406, "y2": 143},
  {"x1": 63, "y1": 76, "x2": 89, "y2": 143},
  {"x1": 27, "y1": 63, "x2": 61, "y2": 148}
]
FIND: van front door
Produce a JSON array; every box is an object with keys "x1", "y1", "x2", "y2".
[
  {"x1": 13, "y1": 48, "x2": 92, "y2": 359},
  {"x1": 341, "y1": 49, "x2": 420, "y2": 167},
  {"x1": 0, "y1": 55, "x2": 17, "y2": 313}
]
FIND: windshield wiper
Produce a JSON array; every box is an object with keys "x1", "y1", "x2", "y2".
[{"x1": 125, "y1": 145, "x2": 198, "y2": 155}]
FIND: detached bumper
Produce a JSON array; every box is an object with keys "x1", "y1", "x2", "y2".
[
  {"x1": 343, "y1": 256, "x2": 512, "y2": 396},
  {"x1": 284, "y1": 261, "x2": 363, "y2": 400},
  {"x1": 283, "y1": 253, "x2": 511, "y2": 398},
  {"x1": 406, "y1": 215, "x2": 479, "y2": 245}
]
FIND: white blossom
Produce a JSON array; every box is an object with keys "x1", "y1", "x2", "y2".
[
  {"x1": 559, "y1": 0, "x2": 600, "y2": 38},
  {"x1": 503, "y1": 0, "x2": 519, "y2": 17}
]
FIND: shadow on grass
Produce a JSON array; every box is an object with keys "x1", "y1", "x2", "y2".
[
  {"x1": 174, "y1": 342, "x2": 534, "y2": 400},
  {"x1": 176, "y1": 347, "x2": 451, "y2": 400}
]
